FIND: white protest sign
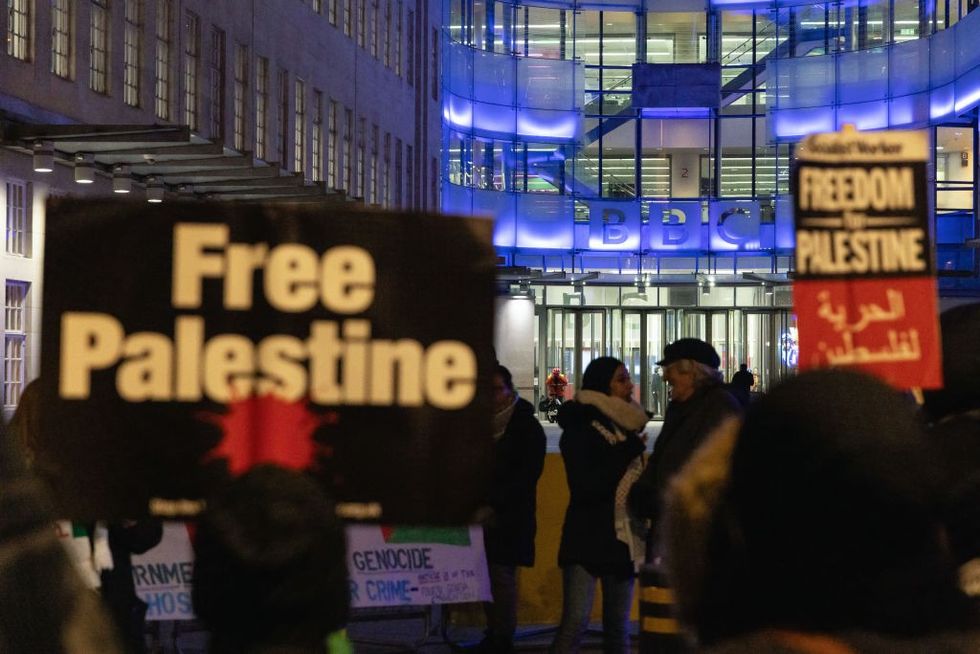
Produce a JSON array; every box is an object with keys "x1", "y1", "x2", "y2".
[
  {"x1": 131, "y1": 522, "x2": 195, "y2": 621},
  {"x1": 347, "y1": 525, "x2": 491, "y2": 608},
  {"x1": 131, "y1": 523, "x2": 492, "y2": 620}
]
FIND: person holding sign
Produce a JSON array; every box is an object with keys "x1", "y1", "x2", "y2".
[
  {"x1": 192, "y1": 465, "x2": 350, "y2": 654},
  {"x1": 479, "y1": 364, "x2": 546, "y2": 652},
  {"x1": 552, "y1": 357, "x2": 648, "y2": 653}
]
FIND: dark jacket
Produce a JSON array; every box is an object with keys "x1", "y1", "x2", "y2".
[
  {"x1": 484, "y1": 397, "x2": 546, "y2": 567},
  {"x1": 100, "y1": 521, "x2": 164, "y2": 654},
  {"x1": 557, "y1": 399, "x2": 646, "y2": 577},
  {"x1": 629, "y1": 382, "x2": 739, "y2": 532}
]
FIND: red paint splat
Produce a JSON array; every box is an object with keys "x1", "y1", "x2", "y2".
[{"x1": 200, "y1": 395, "x2": 335, "y2": 476}]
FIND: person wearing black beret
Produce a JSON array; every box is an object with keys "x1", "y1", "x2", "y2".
[{"x1": 628, "y1": 338, "x2": 740, "y2": 562}]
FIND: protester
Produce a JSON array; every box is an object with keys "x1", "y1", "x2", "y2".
[
  {"x1": 628, "y1": 338, "x2": 739, "y2": 560},
  {"x1": 100, "y1": 522, "x2": 163, "y2": 654},
  {"x1": 479, "y1": 364, "x2": 546, "y2": 652},
  {"x1": 192, "y1": 464, "x2": 349, "y2": 654},
  {"x1": 1, "y1": 407, "x2": 123, "y2": 654},
  {"x1": 9, "y1": 379, "x2": 161, "y2": 654},
  {"x1": 727, "y1": 364, "x2": 754, "y2": 408},
  {"x1": 664, "y1": 369, "x2": 980, "y2": 652},
  {"x1": 551, "y1": 357, "x2": 647, "y2": 653},
  {"x1": 923, "y1": 302, "x2": 980, "y2": 605},
  {"x1": 650, "y1": 367, "x2": 664, "y2": 417}
]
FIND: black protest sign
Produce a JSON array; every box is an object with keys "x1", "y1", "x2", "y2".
[
  {"x1": 40, "y1": 200, "x2": 496, "y2": 523},
  {"x1": 792, "y1": 127, "x2": 942, "y2": 389}
]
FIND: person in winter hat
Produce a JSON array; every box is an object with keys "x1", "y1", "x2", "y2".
[{"x1": 628, "y1": 338, "x2": 740, "y2": 561}]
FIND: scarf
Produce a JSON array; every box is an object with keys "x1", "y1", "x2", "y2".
[
  {"x1": 576, "y1": 390, "x2": 649, "y2": 569},
  {"x1": 492, "y1": 394, "x2": 518, "y2": 441}
]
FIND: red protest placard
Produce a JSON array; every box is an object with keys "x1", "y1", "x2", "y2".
[
  {"x1": 795, "y1": 277, "x2": 942, "y2": 388},
  {"x1": 793, "y1": 127, "x2": 942, "y2": 389}
]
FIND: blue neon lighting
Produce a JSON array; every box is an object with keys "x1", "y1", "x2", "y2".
[
  {"x1": 516, "y1": 109, "x2": 580, "y2": 140},
  {"x1": 640, "y1": 107, "x2": 712, "y2": 118},
  {"x1": 836, "y1": 100, "x2": 888, "y2": 131},
  {"x1": 930, "y1": 84, "x2": 955, "y2": 119},
  {"x1": 771, "y1": 107, "x2": 835, "y2": 141},
  {"x1": 444, "y1": 95, "x2": 474, "y2": 130}
]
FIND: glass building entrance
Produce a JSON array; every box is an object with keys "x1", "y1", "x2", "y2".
[{"x1": 539, "y1": 303, "x2": 797, "y2": 417}]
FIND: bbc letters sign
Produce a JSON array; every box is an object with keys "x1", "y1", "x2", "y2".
[
  {"x1": 575, "y1": 199, "x2": 783, "y2": 252},
  {"x1": 584, "y1": 199, "x2": 765, "y2": 251},
  {"x1": 40, "y1": 199, "x2": 496, "y2": 523}
]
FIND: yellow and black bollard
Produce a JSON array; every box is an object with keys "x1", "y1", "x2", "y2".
[{"x1": 638, "y1": 564, "x2": 688, "y2": 653}]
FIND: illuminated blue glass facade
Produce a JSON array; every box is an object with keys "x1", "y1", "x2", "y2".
[
  {"x1": 443, "y1": 0, "x2": 979, "y2": 403},
  {"x1": 441, "y1": 0, "x2": 979, "y2": 294}
]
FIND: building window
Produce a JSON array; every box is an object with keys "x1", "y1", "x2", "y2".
[
  {"x1": 154, "y1": 0, "x2": 172, "y2": 119},
  {"x1": 327, "y1": 99, "x2": 337, "y2": 188},
  {"x1": 233, "y1": 44, "x2": 248, "y2": 151},
  {"x1": 369, "y1": 124, "x2": 378, "y2": 204},
  {"x1": 89, "y1": 0, "x2": 109, "y2": 94},
  {"x1": 255, "y1": 56, "x2": 269, "y2": 160},
  {"x1": 382, "y1": 132, "x2": 391, "y2": 207},
  {"x1": 5, "y1": 182, "x2": 30, "y2": 257},
  {"x1": 294, "y1": 78, "x2": 306, "y2": 176},
  {"x1": 209, "y1": 27, "x2": 226, "y2": 139},
  {"x1": 431, "y1": 156, "x2": 437, "y2": 208},
  {"x1": 370, "y1": 0, "x2": 378, "y2": 57},
  {"x1": 394, "y1": 138, "x2": 402, "y2": 207},
  {"x1": 183, "y1": 11, "x2": 200, "y2": 130},
  {"x1": 394, "y1": 0, "x2": 402, "y2": 76},
  {"x1": 7, "y1": 0, "x2": 31, "y2": 61},
  {"x1": 327, "y1": 0, "x2": 337, "y2": 26},
  {"x1": 406, "y1": 144, "x2": 414, "y2": 209},
  {"x1": 383, "y1": 0, "x2": 391, "y2": 67},
  {"x1": 343, "y1": 108, "x2": 353, "y2": 192},
  {"x1": 343, "y1": 0, "x2": 352, "y2": 36},
  {"x1": 51, "y1": 0, "x2": 73, "y2": 79},
  {"x1": 124, "y1": 0, "x2": 143, "y2": 107},
  {"x1": 312, "y1": 90, "x2": 323, "y2": 182},
  {"x1": 431, "y1": 28, "x2": 438, "y2": 101},
  {"x1": 4, "y1": 282, "x2": 28, "y2": 410},
  {"x1": 357, "y1": 0, "x2": 366, "y2": 47},
  {"x1": 406, "y1": 11, "x2": 414, "y2": 85},
  {"x1": 357, "y1": 117, "x2": 366, "y2": 198},
  {"x1": 278, "y1": 69, "x2": 288, "y2": 168}
]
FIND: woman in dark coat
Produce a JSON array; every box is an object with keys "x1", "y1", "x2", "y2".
[
  {"x1": 551, "y1": 357, "x2": 648, "y2": 653},
  {"x1": 481, "y1": 364, "x2": 546, "y2": 652}
]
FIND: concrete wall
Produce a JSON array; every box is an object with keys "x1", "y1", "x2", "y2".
[{"x1": 494, "y1": 295, "x2": 535, "y2": 399}]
